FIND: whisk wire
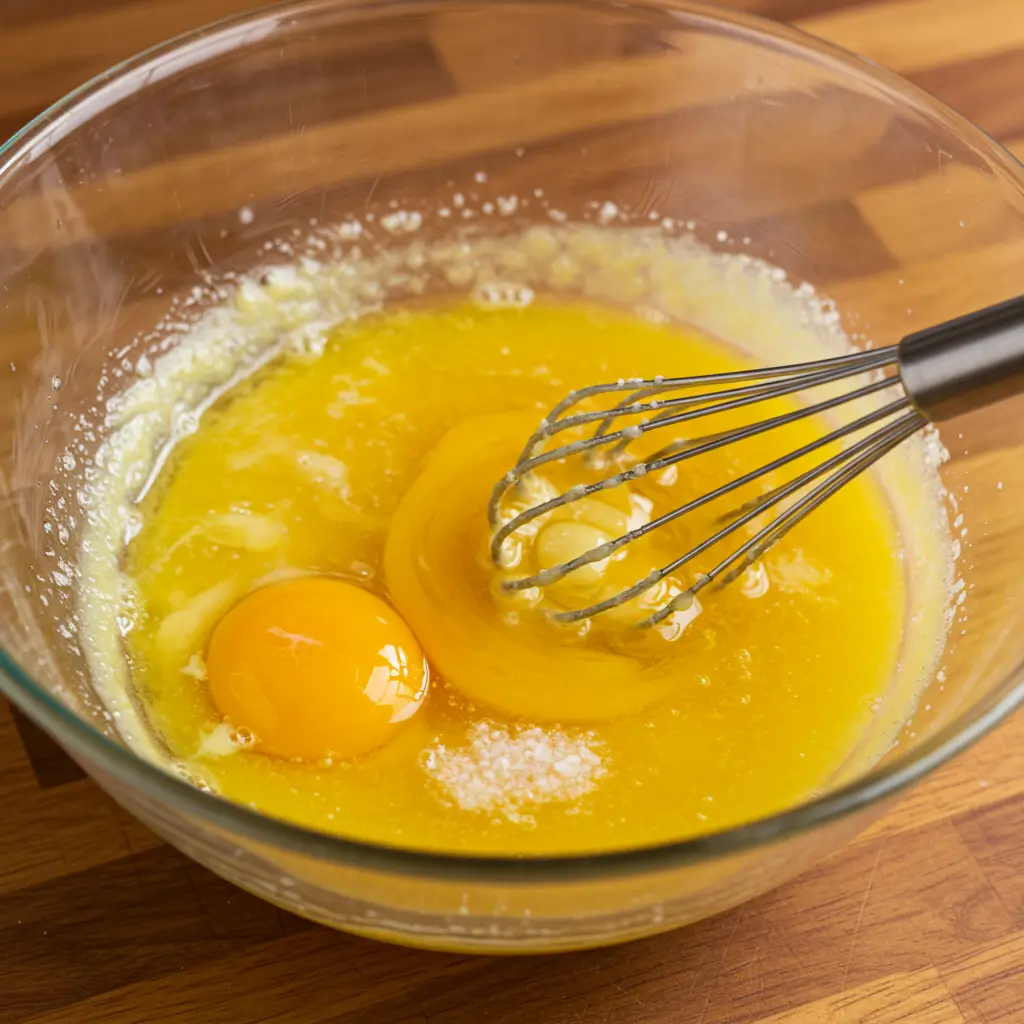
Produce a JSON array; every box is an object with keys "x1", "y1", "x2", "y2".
[
  {"x1": 589, "y1": 348, "x2": 899, "y2": 446},
  {"x1": 502, "y1": 395, "x2": 913, "y2": 596},
  {"x1": 539, "y1": 344, "x2": 897, "y2": 427},
  {"x1": 496, "y1": 346, "x2": 899, "y2": 510},
  {"x1": 643, "y1": 410, "x2": 926, "y2": 626},
  {"x1": 548, "y1": 408, "x2": 925, "y2": 625},
  {"x1": 489, "y1": 351, "x2": 900, "y2": 526},
  {"x1": 490, "y1": 371, "x2": 902, "y2": 560}
]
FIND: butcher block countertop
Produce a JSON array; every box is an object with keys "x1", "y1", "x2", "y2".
[{"x1": 2, "y1": 0, "x2": 1024, "y2": 1021}]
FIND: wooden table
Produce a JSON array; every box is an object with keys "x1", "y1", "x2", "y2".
[{"x1": 2, "y1": 0, "x2": 1024, "y2": 1021}]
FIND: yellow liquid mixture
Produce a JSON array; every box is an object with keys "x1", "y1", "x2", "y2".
[{"x1": 124, "y1": 300, "x2": 906, "y2": 853}]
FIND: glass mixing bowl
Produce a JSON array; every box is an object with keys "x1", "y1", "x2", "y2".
[{"x1": 1, "y1": 0, "x2": 1023, "y2": 954}]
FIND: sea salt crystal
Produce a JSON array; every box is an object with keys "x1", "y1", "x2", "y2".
[{"x1": 422, "y1": 721, "x2": 607, "y2": 823}]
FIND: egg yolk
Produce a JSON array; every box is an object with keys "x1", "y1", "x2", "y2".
[
  {"x1": 206, "y1": 577, "x2": 428, "y2": 761},
  {"x1": 384, "y1": 410, "x2": 692, "y2": 723}
]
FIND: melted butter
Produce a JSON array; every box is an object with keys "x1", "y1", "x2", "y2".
[{"x1": 122, "y1": 299, "x2": 914, "y2": 853}]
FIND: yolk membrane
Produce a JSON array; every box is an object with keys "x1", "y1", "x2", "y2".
[{"x1": 206, "y1": 577, "x2": 428, "y2": 761}]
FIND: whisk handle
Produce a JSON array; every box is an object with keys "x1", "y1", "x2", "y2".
[{"x1": 897, "y1": 294, "x2": 1024, "y2": 422}]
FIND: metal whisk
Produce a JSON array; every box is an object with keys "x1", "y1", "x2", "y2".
[{"x1": 489, "y1": 295, "x2": 1024, "y2": 627}]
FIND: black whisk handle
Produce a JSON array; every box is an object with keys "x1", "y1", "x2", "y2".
[{"x1": 897, "y1": 294, "x2": 1024, "y2": 422}]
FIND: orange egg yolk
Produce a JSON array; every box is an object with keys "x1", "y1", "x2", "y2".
[
  {"x1": 206, "y1": 577, "x2": 428, "y2": 761},
  {"x1": 384, "y1": 411, "x2": 691, "y2": 723}
]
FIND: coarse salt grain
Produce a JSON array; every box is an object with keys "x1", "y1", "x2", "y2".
[{"x1": 422, "y1": 721, "x2": 607, "y2": 823}]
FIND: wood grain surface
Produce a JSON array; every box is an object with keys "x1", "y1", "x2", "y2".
[{"x1": 2, "y1": 0, "x2": 1024, "y2": 1021}]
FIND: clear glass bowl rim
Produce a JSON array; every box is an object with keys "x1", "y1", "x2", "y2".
[{"x1": 2, "y1": 0, "x2": 1023, "y2": 884}]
